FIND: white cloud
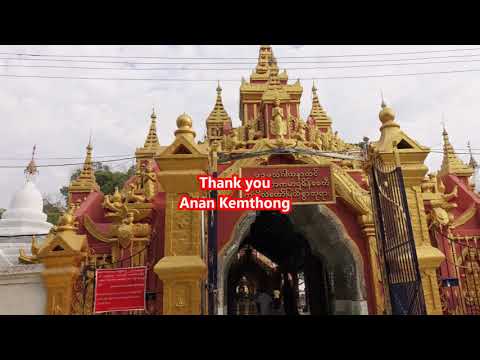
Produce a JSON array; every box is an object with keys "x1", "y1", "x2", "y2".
[{"x1": 0, "y1": 45, "x2": 478, "y2": 208}]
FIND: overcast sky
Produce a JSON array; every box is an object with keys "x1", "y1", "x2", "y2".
[{"x1": 1, "y1": 44, "x2": 479, "y2": 209}]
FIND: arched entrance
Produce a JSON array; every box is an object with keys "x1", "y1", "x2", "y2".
[{"x1": 218, "y1": 205, "x2": 368, "y2": 315}]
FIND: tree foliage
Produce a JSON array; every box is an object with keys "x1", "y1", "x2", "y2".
[
  {"x1": 43, "y1": 198, "x2": 64, "y2": 225},
  {"x1": 0, "y1": 208, "x2": 5, "y2": 219}
]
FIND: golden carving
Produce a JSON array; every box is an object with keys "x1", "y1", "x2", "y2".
[
  {"x1": 271, "y1": 97, "x2": 288, "y2": 139},
  {"x1": 18, "y1": 235, "x2": 41, "y2": 264}
]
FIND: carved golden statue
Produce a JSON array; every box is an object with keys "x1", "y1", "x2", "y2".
[
  {"x1": 117, "y1": 211, "x2": 136, "y2": 249},
  {"x1": 56, "y1": 203, "x2": 78, "y2": 230},
  {"x1": 125, "y1": 182, "x2": 146, "y2": 203},
  {"x1": 247, "y1": 123, "x2": 256, "y2": 142},
  {"x1": 296, "y1": 119, "x2": 306, "y2": 142},
  {"x1": 142, "y1": 161, "x2": 157, "y2": 200},
  {"x1": 271, "y1": 98, "x2": 287, "y2": 139},
  {"x1": 104, "y1": 187, "x2": 124, "y2": 213}
]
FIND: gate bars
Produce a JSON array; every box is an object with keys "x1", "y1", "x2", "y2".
[
  {"x1": 434, "y1": 231, "x2": 480, "y2": 315},
  {"x1": 369, "y1": 155, "x2": 427, "y2": 315}
]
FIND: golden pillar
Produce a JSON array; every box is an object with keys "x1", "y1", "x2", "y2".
[
  {"x1": 37, "y1": 206, "x2": 88, "y2": 315},
  {"x1": 373, "y1": 101, "x2": 445, "y2": 315},
  {"x1": 359, "y1": 214, "x2": 386, "y2": 315},
  {"x1": 154, "y1": 114, "x2": 208, "y2": 315}
]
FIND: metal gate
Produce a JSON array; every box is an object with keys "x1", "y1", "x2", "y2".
[
  {"x1": 369, "y1": 156, "x2": 427, "y2": 315},
  {"x1": 434, "y1": 231, "x2": 480, "y2": 315}
]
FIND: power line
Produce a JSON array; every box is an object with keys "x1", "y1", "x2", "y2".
[
  {"x1": 0, "y1": 154, "x2": 132, "y2": 161},
  {"x1": 2, "y1": 46, "x2": 480, "y2": 59},
  {"x1": 0, "y1": 150, "x2": 479, "y2": 169},
  {"x1": 3, "y1": 67, "x2": 480, "y2": 82},
  {"x1": 5, "y1": 58, "x2": 480, "y2": 72},
  {"x1": 3, "y1": 53, "x2": 480, "y2": 65},
  {"x1": 0, "y1": 156, "x2": 136, "y2": 169}
]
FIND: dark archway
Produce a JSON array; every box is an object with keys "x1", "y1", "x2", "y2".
[{"x1": 219, "y1": 205, "x2": 368, "y2": 315}]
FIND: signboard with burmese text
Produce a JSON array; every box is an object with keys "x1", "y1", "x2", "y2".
[
  {"x1": 239, "y1": 164, "x2": 335, "y2": 205},
  {"x1": 94, "y1": 266, "x2": 146, "y2": 313}
]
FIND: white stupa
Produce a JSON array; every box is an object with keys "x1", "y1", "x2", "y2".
[
  {"x1": 0, "y1": 181, "x2": 52, "y2": 236},
  {"x1": 0, "y1": 147, "x2": 52, "y2": 265},
  {"x1": 0, "y1": 146, "x2": 49, "y2": 314}
]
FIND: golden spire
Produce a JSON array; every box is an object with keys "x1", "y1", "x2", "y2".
[
  {"x1": 266, "y1": 55, "x2": 281, "y2": 90},
  {"x1": 206, "y1": 82, "x2": 231, "y2": 124},
  {"x1": 309, "y1": 82, "x2": 331, "y2": 128},
  {"x1": 24, "y1": 144, "x2": 38, "y2": 181},
  {"x1": 468, "y1": 141, "x2": 478, "y2": 169},
  {"x1": 439, "y1": 125, "x2": 474, "y2": 177},
  {"x1": 255, "y1": 45, "x2": 271, "y2": 75},
  {"x1": 69, "y1": 140, "x2": 100, "y2": 193},
  {"x1": 144, "y1": 108, "x2": 160, "y2": 148}
]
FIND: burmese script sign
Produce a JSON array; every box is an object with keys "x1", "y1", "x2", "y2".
[
  {"x1": 239, "y1": 165, "x2": 335, "y2": 205},
  {"x1": 94, "y1": 266, "x2": 146, "y2": 313}
]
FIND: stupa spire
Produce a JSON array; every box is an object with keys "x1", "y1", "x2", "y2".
[
  {"x1": 69, "y1": 139, "x2": 99, "y2": 194},
  {"x1": 206, "y1": 82, "x2": 231, "y2": 144},
  {"x1": 468, "y1": 141, "x2": 478, "y2": 169},
  {"x1": 24, "y1": 144, "x2": 38, "y2": 182},
  {"x1": 144, "y1": 108, "x2": 160, "y2": 148},
  {"x1": 439, "y1": 124, "x2": 474, "y2": 177},
  {"x1": 309, "y1": 82, "x2": 331, "y2": 130},
  {"x1": 206, "y1": 82, "x2": 231, "y2": 124}
]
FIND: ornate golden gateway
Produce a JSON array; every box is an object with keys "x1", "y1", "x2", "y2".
[{"x1": 29, "y1": 45, "x2": 462, "y2": 316}]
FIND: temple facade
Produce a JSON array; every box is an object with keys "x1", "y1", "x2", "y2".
[{"x1": 13, "y1": 45, "x2": 480, "y2": 315}]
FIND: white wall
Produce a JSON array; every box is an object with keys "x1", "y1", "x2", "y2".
[{"x1": 0, "y1": 265, "x2": 46, "y2": 315}]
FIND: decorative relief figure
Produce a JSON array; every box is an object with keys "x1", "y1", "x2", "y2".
[
  {"x1": 142, "y1": 161, "x2": 157, "y2": 200},
  {"x1": 271, "y1": 98, "x2": 287, "y2": 140}
]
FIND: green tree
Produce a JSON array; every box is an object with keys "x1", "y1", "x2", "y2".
[
  {"x1": 0, "y1": 208, "x2": 5, "y2": 219},
  {"x1": 60, "y1": 163, "x2": 135, "y2": 203},
  {"x1": 43, "y1": 197, "x2": 64, "y2": 225}
]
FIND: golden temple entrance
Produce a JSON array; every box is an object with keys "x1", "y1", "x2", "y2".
[{"x1": 220, "y1": 206, "x2": 368, "y2": 315}]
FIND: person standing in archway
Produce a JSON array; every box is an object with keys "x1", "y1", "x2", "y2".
[
  {"x1": 255, "y1": 288, "x2": 273, "y2": 315},
  {"x1": 282, "y1": 272, "x2": 299, "y2": 315}
]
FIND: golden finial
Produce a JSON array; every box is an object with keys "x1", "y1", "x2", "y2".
[
  {"x1": 151, "y1": 107, "x2": 157, "y2": 119},
  {"x1": 177, "y1": 113, "x2": 193, "y2": 129},
  {"x1": 381, "y1": 90, "x2": 386, "y2": 108},
  {"x1": 216, "y1": 81, "x2": 222, "y2": 93},
  {"x1": 24, "y1": 144, "x2": 38, "y2": 180},
  {"x1": 175, "y1": 113, "x2": 196, "y2": 138},
  {"x1": 378, "y1": 93, "x2": 395, "y2": 124},
  {"x1": 468, "y1": 141, "x2": 478, "y2": 169},
  {"x1": 312, "y1": 81, "x2": 317, "y2": 93},
  {"x1": 88, "y1": 129, "x2": 93, "y2": 148}
]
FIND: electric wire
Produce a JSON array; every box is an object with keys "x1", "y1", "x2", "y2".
[
  {"x1": 2, "y1": 46, "x2": 480, "y2": 59},
  {"x1": 0, "y1": 149, "x2": 478, "y2": 169},
  {"x1": 0, "y1": 154, "x2": 132, "y2": 161},
  {"x1": 4, "y1": 67, "x2": 480, "y2": 81},
  {"x1": 6, "y1": 58, "x2": 480, "y2": 71},
  {"x1": 3, "y1": 53, "x2": 480, "y2": 65},
  {"x1": 0, "y1": 156, "x2": 136, "y2": 168}
]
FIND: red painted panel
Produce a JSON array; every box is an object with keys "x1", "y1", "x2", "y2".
[{"x1": 94, "y1": 266, "x2": 146, "y2": 313}]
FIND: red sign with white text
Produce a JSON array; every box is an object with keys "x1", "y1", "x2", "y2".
[
  {"x1": 94, "y1": 266, "x2": 146, "y2": 313},
  {"x1": 240, "y1": 165, "x2": 335, "y2": 204}
]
